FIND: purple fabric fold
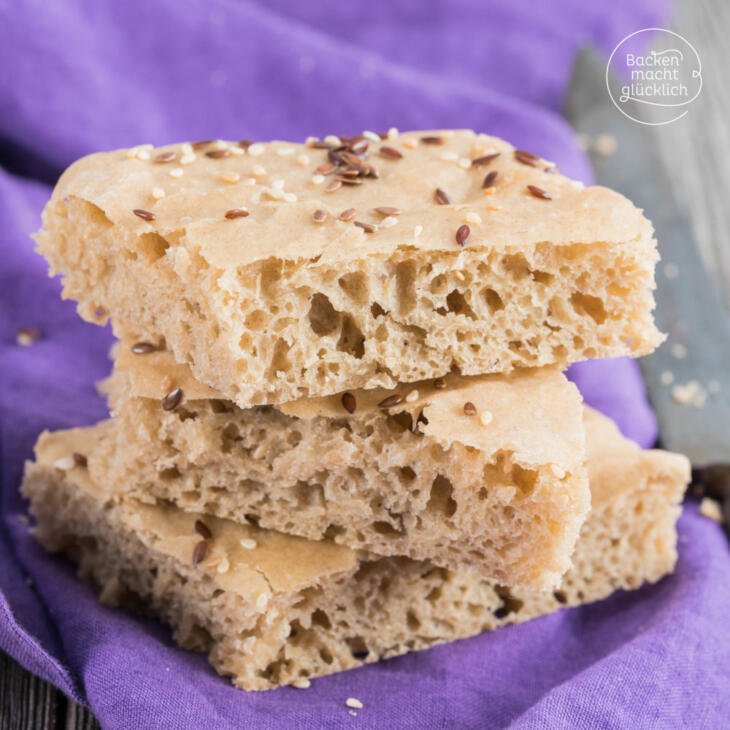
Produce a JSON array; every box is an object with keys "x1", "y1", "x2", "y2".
[{"x1": 1, "y1": 1, "x2": 728, "y2": 727}]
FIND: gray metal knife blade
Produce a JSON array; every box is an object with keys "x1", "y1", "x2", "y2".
[{"x1": 565, "y1": 50, "x2": 730, "y2": 470}]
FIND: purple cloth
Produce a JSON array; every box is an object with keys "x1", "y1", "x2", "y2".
[{"x1": 1, "y1": 2, "x2": 727, "y2": 727}]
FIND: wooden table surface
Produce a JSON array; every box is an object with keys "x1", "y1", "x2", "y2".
[{"x1": 2, "y1": 1, "x2": 727, "y2": 726}]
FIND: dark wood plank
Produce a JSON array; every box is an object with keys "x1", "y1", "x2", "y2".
[{"x1": 0, "y1": 650, "x2": 99, "y2": 730}]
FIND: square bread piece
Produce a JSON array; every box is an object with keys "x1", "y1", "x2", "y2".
[
  {"x1": 22, "y1": 412, "x2": 689, "y2": 691},
  {"x1": 98, "y1": 344, "x2": 590, "y2": 590},
  {"x1": 35, "y1": 129, "x2": 662, "y2": 407}
]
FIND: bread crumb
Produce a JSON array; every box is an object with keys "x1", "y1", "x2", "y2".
[
  {"x1": 660, "y1": 370, "x2": 674, "y2": 386},
  {"x1": 699, "y1": 497, "x2": 724, "y2": 524},
  {"x1": 672, "y1": 380, "x2": 707, "y2": 407},
  {"x1": 16, "y1": 327, "x2": 40, "y2": 346},
  {"x1": 594, "y1": 133, "x2": 617, "y2": 157},
  {"x1": 671, "y1": 343, "x2": 688, "y2": 360},
  {"x1": 664, "y1": 263, "x2": 679, "y2": 280}
]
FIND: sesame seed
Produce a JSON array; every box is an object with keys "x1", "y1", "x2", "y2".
[
  {"x1": 363, "y1": 130, "x2": 381, "y2": 142},
  {"x1": 463, "y1": 401, "x2": 477, "y2": 416},
  {"x1": 699, "y1": 497, "x2": 724, "y2": 523},
  {"x1": 374, "y1": 206, "x2": 401, "y2": 216},
  {"x1": 387, "y1": 127, "x2": 399, "y2": 139},
  {"x1": 151, "y1": 186, "x2": 166, "y2": 199},
  {"x1": 514, "y1": 149, "x2": 540, "y2": 166},
  {"x1": 421, "y1": 136, "x2": 443, "y2": 145},
  {"x1": 293, "y1": 678, "x2": 311, "y2": 689},
  {"x1": 482, "y1": 171, "x2": 499, "y2": 189},
  {"x1": 378, "y1": 393, "x2": 403, "y2": 409},
  {"x1": 440, "y1": 151, "x2": 458, "y2": 161},
  {"x1": 472, "y1": 153, "x2": 500, "y2": 167},
  {"x1": 131, "y1": 341, "x2": 158, "y2": 354},
  {"x1": 229, "y1": 146, "x2": 244, "y2": 156},
  {"x1": 247, "y1": 143, "x2": 265, "y2": 156},
  {"x1": 475, "y1": 409, "x2": 492, "y2": 427},
  {"x1": 226, "y1": 209, "x2": 250, "y2": 221},
  {"x1": 312, "y1": 209, "x2": 328, "y2": 223},
  {"x1": 252, "y1": 164, "x2": 267, "y2": 176},
  {"x1": 433, "y1": 377, "x2": 447, "y2": 389},
  {"x1": 455, "y1": 224, "x2": 470, "y2": 246},
  {"x1": 73, "y1": 452, "x2": 88, "y2": 468},
  {"x1": 16, "y1": 327, "x2": 40, "y2": 346},
  {"x1": 216, "y1": 555, "x2": 230, "y2": 574},
  {"x1": 379, "y1": 146, "x2": 403, "y2": 160},
  {"x1": 324, "y1": 179, "x2": 342, "y2": 193},
  {"x1": 414, "y1": 225, "x2": 423, "y2": 237},
  {"x1": 180, "y1": 152, "x2": 196, "y2": 165},
  {"x1": 465, "y1": 212, "x2": 482, "y2": 225},
  {"x1": 380, "y1": 216, "x2": 398, "y2": 228},
  {"x1": 454, "y1": 271, "x2": 466, "y2": 281},
  {"x1": 405, "y1": 389, "x2": 419, "y2": 403},
  {"x1": 190, "y1": 140, "x2": 213, "y2": 150},
  {"x1": 324, "y1": 134, "x2": 342, "y2": 147},
  {"x1": 459, "y1": 158, "x2": 471, "y2": 169},
  {"x1": 192, "y1": 540, "x2": 208, "y2": 565},
  {"x1": 338, "y1": 208, "x2": 357, "y2": 221},
  {"x1": 434, "y1": 188, "x2": 451, "y2": 205},
  {"x1": 240, "y1": 538, "x2": 257, "y2": 549},
  {"x1": 53, "y1": 457, "x2": 75, "y2": 471},
  {"x1": 346, "y1": 698, "x2": 364, "y2": 709},
  {"x1": 526, "y1": 185, "x2": 552, "y2": 200},
  {"x1": 402, "y1": 137, "x2": 417, "y2": 149},
  {"x1": 485, "y1": 203, "x2": 502, "y2": 211},
  {"x1": 136, "y1": 149, "x2": 151, "y2": 161},
  {"x1": 195, "y1": 519, "x2": 212, "y2": 539},
  {"x1": 133, "y1": 208, "x2": 155, "y2": 221},
  {"x1": 256, "y1": 593, "x2": 268, "y2": 611},
  {"x1": 161, "y1": 387, "x2": 183, "y2": 411},
  {"x1": 296, "y1": 154, "x2": 310, "y2": 167},
  {"x1": 341, "y1": 392, "x2": 357, "y2": 414},
  {"x1": 220, "y1": 172, "x2": 240, "y2": 184},
  {"x1": 305, "y1": 136, "x2": 320, "y2": 145},
  {"x1": 272, "y1": 179, "x2": 285, "y2": 190},
  {"x1": 311, "y1": 174, "x2": 325, "y2": 185},
  {"x1": 154, "y1": 150, "x2": 176, "y2": 163},
  {"x1": 170, "y1": 167, "x2": 183, "y2": 178},
  {"x1": 354, "y1": 221, "x2": 376, "y2": 233}
]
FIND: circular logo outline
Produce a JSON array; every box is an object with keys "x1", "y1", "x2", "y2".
[{"x1": 606, "y1": 28, "x2": 702, "y2": 126}]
